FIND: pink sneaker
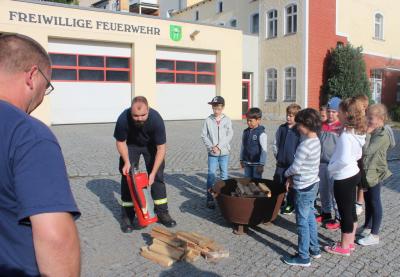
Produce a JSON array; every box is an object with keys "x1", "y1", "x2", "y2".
[
  {"x1": 325, "y1": 220, "x2": 340, "y2": 230},
  {"x1": 339, "y1": 242, "x2": 355, "y2": 251},
  {"x1": 324, "y1": 243, "x2": 351, "y2": 256}
]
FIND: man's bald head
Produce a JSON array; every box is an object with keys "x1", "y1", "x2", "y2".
[
  {"x1": 0, "y1": 34, "x2": 51, "y2": 74},
  {"x1": 131, "y1": 96, "x2": 149, "y2": 125}
]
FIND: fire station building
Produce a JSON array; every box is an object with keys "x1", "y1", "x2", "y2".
[{"x1": 0, "y1": 0, "x2": 243, "y2": 125}]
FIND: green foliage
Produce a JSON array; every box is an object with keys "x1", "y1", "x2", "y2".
[
  {"x1": 389, "y1": 104, "x2": 400, "y2": 122},
  {"x1": 323, "y1": 44, "x2": 371, "y2": 101}
]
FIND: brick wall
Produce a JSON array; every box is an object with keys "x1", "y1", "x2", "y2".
[
  {"x1": 364, "y1": 54, "x2": 400, "y2": 107},
  {"x1": 308, "y1": 0, "x2": 347, "y2": 109}
]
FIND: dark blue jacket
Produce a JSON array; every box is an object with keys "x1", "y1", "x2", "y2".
[
  {"x1": 240, "y1": 125, "x2": 266, "y2": 164},
  {"x1": 274, "y1": 123, "x2": 300, "y2": 168}
]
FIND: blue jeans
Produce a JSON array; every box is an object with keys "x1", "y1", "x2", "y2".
[
  {"x1": 244, "y1": 165, "x2": 263, "y2": 179},
  {"x1": 207, "y1": 155, "x2": 229, "y2": 200},
  {"x1": 294, "y1": 182, "x2": 320, "y2": 259},
  {"x1": 364, "y1": 182, "x2": 383, "y2": 235}
]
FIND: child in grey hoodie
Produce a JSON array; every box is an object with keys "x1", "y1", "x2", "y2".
[{"x1": 201, "y1": 96, "x2": 233, "y2": 209}]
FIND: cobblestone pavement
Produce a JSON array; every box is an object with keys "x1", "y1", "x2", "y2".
[{"x1": 52, "y1": 121, "x2": 400, "y2": 277}]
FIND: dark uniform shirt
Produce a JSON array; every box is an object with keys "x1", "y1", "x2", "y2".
[
  {"x1": 114, "y1": 108, "x2": 166, "y2": 148},
  {"x1": 0, "y1": 100, "x2": 80, "y2": 276}
]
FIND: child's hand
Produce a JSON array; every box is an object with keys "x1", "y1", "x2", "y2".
[
  {"x1": 256, "y1": 165, "x2": 264, "y2": 174},
  {"x1": 285, "y1": 177, "x2": 293, "y2": 192},
  {"x1": 211, "y1": 146, "x2": 220, "y2": 154},
  {"x1": 240, "y1": 161, "x2": 244, "y2": 168}
]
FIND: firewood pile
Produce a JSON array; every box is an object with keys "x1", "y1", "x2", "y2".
[
  {"x1": 140, "y1": 226, "x2": 229, "y2": 267},
  {"x1": 231, "y1": 181, "x2": 272, "y2": 198}
]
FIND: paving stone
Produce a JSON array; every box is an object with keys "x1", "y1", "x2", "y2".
[{"x1": 49, "y1": 121, "x2": 400, "y2": 276}]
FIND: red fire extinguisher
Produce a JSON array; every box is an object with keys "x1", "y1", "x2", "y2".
[{"x1": 126, "y1": 168, "x2": 158, "y2": 227}]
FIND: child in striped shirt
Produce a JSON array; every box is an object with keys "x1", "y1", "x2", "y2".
[{"x1": 282, "y1": 108, "x2": 322, "y2": 267}]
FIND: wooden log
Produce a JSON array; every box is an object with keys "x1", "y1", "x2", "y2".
[
  {"x1": 140, "y1": 247, "x2": 174, "y2": 267},
  {"x1": 184, "y1": 249, "x2": 201, "y2": 263},
  {"x1": 203, "y1": 249, "x2": 230, "y2": 260},
  {"x1": 150, "y1": 230, "x2": 183, "y2": 248},
  {"x1": 152, "y1": 226, "x2": 175, "y2": 238},
  {"x1": 235, "y1": 182, "x2": 246, "y2": 195},
  {"x1": 238, "y1": 182, "x2": 253, "y2": 196},
  {"x1": 258, "y1": 182, "x2": 272, "y2": 198},
  {"x1": 189, "y1": 232, "x2": 214, "y2": 248},
  {"x1": 149, "y1": 239, "x2": 185, "y2": 260},
  {"x1": 176, "y1": 231, "x2": 202, "y2": 245},
  {"x1": 248, "y1": 182, "x2": 262, "y2": 195},
  {"x1": 205, "y1": 242, "x2": 223, "y2": 252}
]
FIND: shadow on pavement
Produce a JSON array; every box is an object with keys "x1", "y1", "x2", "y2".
[
  {"x1": 165, "y1": 173, "x2": 230, "y2": 228},
  {"x1": 384, "y1": 163, "x2": 400, "y2": 194},
  {"x1": 159, "y1": 262, "x2": 221, "y2": 277},
  {"x1": 247, "y1": 226, "x2": 292, "y2": 257},
  {"x1": 86, "y1": 178, "x2": 122, "y2": 225}
]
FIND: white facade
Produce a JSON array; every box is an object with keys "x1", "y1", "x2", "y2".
[
  {"x1": 48, "y1": 39, "x2": 132, "y2": 124},
  {"x1": 156, "y1": 48, "x2": 216, "y2": 120}
]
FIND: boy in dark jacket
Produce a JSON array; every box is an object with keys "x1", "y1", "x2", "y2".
[
  {"x1": 273, "y1": 104, "x2": 301, "y2": 215},
  {"x1": 240, "y1": 108, "x2": 267, "y2": 179}
]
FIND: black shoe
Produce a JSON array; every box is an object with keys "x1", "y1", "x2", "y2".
[
  {"x1": 157, "y1": 213, "x2": 177, "y2": 228},
  {"x1": 121, "y1": 224, "x2": 134, "y2": 233},
  {"x1": 206, "y1": 200, "x2": 216, "y2": 209},
  {"x1": 281, "y1": 205, "x2": 295, "y2": 215},
  {"x1": 121, "y1": 207, "x2": 136, "y2": 233}
]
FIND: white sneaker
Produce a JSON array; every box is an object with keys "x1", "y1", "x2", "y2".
[
  {"x1": 358, "y1": 234, "x2": 379, "y2": 246},
  {"x1": 357, "y1": 228, "x2": 371, "y2": 237},
  {"x1": 356, "y1": 203, "x2": 363, "y2": 216}
]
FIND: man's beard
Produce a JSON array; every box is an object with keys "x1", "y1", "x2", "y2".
[{"x1": 133, "y1": 120, "x2": 146, "y2": 127}]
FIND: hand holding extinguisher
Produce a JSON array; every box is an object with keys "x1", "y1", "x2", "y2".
[{"x1": 125, "y1": 166, "x2": 158, "y2": 227}]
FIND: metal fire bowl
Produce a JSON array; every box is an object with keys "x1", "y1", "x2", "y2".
[{"x1": 214, "y1": 178, "x2": 285, "y2": 226}]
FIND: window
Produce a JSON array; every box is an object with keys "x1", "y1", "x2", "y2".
[
  {"x1": 374, "y1": 13, "x2": 384, "y2": 40},
  {"x1": 284, "y1": 67, "x2": 296, "y2": 101},
  {"x1": 49, "y1": 53, "x2": 76, "y2": 66},
  {"x1": 78, "y1": 55, "x2": 104, "y2": 67},
  {"x1": 156, "y1": 59, "x2": 216, "y2": 84},
  {"x1": 267, "y1": 9, "x2": 278, "y2": 38},
  {"x1": 176, "y1": 61, "x2": 195, "y2": 71},
  {"x1": 217, "y1": 1, "x2": 223, "y2": 13},
  {"x1": 50, "y1": 53, "x2": 130, "y2": 82},
  {"x1": 266, "y1": 68, "x2": 277, "y2": 101},
  {"x1": 195, "y1": 10, "x2": 199, "y2": 21},
  {"x1": 370, "y1": 69, "x2": 383, "y2": 103},
  {"x1": 251, "y1": 13, "x2": 259, "y2": 34},
  {"x1": 230, "y1": 19, "x2": 238, "y2": 28},
  {"x1": 286, "y1": 4, "x2": 297, "y2": 34},
  {"x1": 397, "y1": 77, "x2": 400, "y2": 102}
]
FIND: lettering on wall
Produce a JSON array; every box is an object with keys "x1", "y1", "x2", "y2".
[{"x1": 8, "y1": 11, "x2": 161, "y2": 35}]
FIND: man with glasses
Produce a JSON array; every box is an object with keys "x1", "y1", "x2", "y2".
[{"x1": 0, "y1": 34, "x2": 80, "y2": 276}]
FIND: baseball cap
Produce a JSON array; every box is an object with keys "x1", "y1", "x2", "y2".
[
  {"x1": 208, "y1": 96, "x2": 225, "y2": 105},
  {"x1": 327, "y1": 97, "x2": 341, "y2": 112}
]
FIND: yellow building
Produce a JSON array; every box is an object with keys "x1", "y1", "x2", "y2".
[
  {"x1": 173, "y1": 0, "x2": 400, "y2": 118},
  {"x1": 0, "y1": 0, "x2": 243, "y2": 125}
]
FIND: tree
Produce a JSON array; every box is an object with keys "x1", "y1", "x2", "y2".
[{"x1": 323, "y1": 44, "x2": 371, "y2": 102}]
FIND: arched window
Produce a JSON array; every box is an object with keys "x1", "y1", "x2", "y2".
[
  {"x1": 267, "y1": 9, "x2": 278, "y2": 38},
  {"x1": 286, "y1": 4, "x2": 297, "y2": 34},
  {"x1": 284, "y1": 67, "x2": 296, "y2": 101},
  {"x1": 374, "y1": 13, "x2": 383, "y2": 40},
  {"x1": 266, "y1": 68, "x2": 277, "y2": 101}
]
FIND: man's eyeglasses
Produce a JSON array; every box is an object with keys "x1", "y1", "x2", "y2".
[{"x1": 37, "y1": 68, "x2": 54, "y2": 95}]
